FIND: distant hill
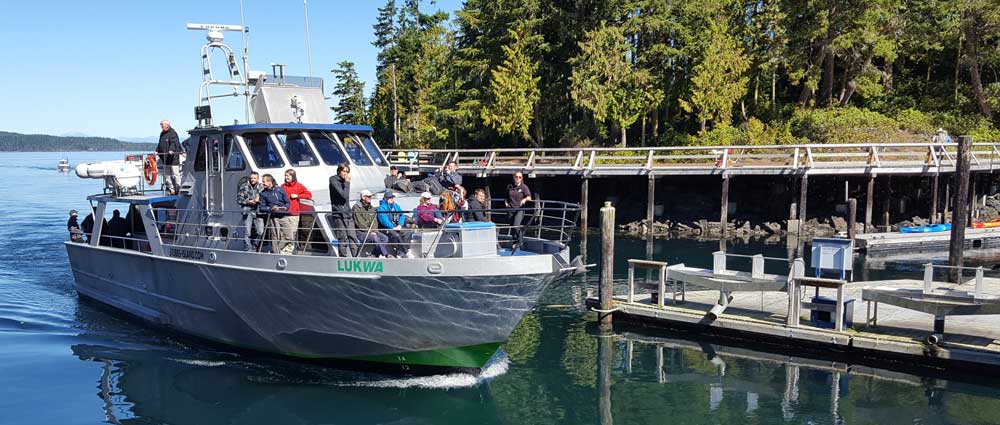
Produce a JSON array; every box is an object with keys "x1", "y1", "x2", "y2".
[{"x1": 0, "y1": 131, "x2": 156, "y2": 152}]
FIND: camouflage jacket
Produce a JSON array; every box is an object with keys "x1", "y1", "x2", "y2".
[{"x1": 237, "y1": 178, "x2": 263, "y2": 207}]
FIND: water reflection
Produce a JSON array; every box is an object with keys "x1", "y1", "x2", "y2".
[{"x1": 597, "y1": 323, "x2": 1000, "y2": 425}]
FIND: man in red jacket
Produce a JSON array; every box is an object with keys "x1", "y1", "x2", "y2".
[{"x1": 281, "y1": 169, "x2": 312, "y2": 253}]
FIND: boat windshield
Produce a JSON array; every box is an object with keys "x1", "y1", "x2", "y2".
[
  {"x1": 336, "y1": 132, "x2": 373, "y2": 166},
  {"x1": 276, "y1": 132, "x2": 320, "y2": 167},
  {"x1": 356, "y1": 133, "x2": 387, "y2": 166},
  {"x1": 243, "y1": 132, "x2": 284, "y2": 169},
  {"x1": 308, "y1": 132, "x2": 348, "y2": 166}
]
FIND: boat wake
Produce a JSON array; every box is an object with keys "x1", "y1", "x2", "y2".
[{"x1": 337, "y1": 354, "x2": 510, "y2": 389}]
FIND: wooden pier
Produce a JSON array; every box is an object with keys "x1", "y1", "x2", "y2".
[{"x1": 389, "y1": 139, "x2": 998, "y2": 230}]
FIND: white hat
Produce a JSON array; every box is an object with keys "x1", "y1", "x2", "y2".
[
  {"x1": 360, "y1": 189, "x2": 374, "y2": 197},
  {"x1": 420, "y1": 191, "x2": 432, "y2": 199},
  {"x1": 937, "y1": 128, "x2": 945, "y2": 133}
]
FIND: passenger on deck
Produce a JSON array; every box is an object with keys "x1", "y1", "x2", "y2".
[
  {"x1": 237, "y1": 172, "x2": 263, "y2": 251},
  {"x1": 81, "y1": 213, "x2": 95, "y2": 243},
  {"x1": 156, "y1": 120, "x2": 182, "y2": 195},
  {"x1": 439, "y1": 190, "x2": 461, "y2": 224},
  {"x1": 466, "y1": 188, "x2": 489, "y2": 222},
  {"x1": 328, "y1": 163, "x2": 358, "y2": 257},
  {"x1": 67, "y1": 210, "x2": 84, "y2": 243},
  {"x1": 353, "y1": 190, "x2": 389, "y2": 257},
  {"x1": 377, "y1": 191, "x2": 412, "y2": 258},
  {"x1": 505, "y1": 171, "x2": 533, "y2": 243},
  {"x1": 384, "y1": 165, "x2": 406, "y2": 190},
  {"x1": 415, "y1": 192, "x2": 444, "y2": 228},
  {"x1": 438, "y1": 160, "x2": 463, "y2": 191},
  {"x1": 107, "y1": 209, "x2": 128, "y2": 248},
  {"x1": 282, "y1": 169, "x2": 313, "y2": 252},
  {"x1": 258, "y1": 174, "x2": 293, "y2": 254}
]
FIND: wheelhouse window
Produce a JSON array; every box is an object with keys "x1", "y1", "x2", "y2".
[
  {"x1": 276, "y1": 132, "x2": 319, "y2": 167},
  {"x1": 336, "y1": 132, "x2": 373, "y2": 166},
  {"x1": 209, "y1": 134, "x2": 223, "y2": 173},
  {"x1": 356, "y1": 133, "x2": 387, "y2": 166},
  {"x1": 244, "y1": 132, "x2": 284, "y2": 168},
  {"x1": 308, "y1": 132, "x2": 348, "y2": 165},
  {"x1": 224, "y1": 134, "x2": 246, "y2": 171},
  {"x1": 193, "y1": 136, "x2": 208, "y2": 171}
]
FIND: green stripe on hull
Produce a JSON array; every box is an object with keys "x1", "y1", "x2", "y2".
[{"x1": 349, "y1": 342, "x2": 503, "y2": 369}]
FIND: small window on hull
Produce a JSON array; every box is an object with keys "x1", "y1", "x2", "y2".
[{"x1": 245, "y1": 133, "x2": 284, "y2": 168}]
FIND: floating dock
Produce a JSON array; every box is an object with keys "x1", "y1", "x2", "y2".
[
  {"x1": 855, "y1": 227, "x2": 1000, "y2": 252},
  {"x1": 589, "y1": 265, "x2": 1000, "y2": 373}
]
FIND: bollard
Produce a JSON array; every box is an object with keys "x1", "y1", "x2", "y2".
[
  {"x1": 949, "y1": 136, "x2": 973, "y2": 283},
  {"x1": 599, "y1": 201, "x2": 616, "y2": 327}
]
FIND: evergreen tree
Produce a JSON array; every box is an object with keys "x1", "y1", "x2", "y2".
[
  {"x1": 481, "y1": 26, "x2": 541, "y2": 143},
  {"x1": 570, "y1": 23, "x2": 662, "y2": 147},
  {"x1": 331, "y1": 61, "x2": 367, "y2": 124},
  {"x1": 679, "y1": 19, "x2": 749, "y2": 131}
]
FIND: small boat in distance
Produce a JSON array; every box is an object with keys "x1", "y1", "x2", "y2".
[{"x1": 57, "y1": 158, "x2": 70, "y2": 172}]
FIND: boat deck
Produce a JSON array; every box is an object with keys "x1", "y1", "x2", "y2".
[{"x1": 591, "y1": 277, "x2": 1000, "y2": 370}]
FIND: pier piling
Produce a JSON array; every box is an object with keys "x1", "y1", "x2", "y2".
[
  {"x1": 931, "y1": 174, "x2": 940, "y2": 224},
  {"x1": 949, "y1": 136, "x2": 974, "y2": 282},
  {"x1": 647, "y1": 174, "x2": 655, "y2": 235},
  {"x1": 798, "y1": 175, "x2": 809, "y2": 223},
  {"x1": 865, "y1": 175, "x2": 875, "y2": 232},
  {"x1": 882, "y1": 176, "x2": 892, "y2": 231},
  {"x1": 720, "y1": 175, "x2": 730, "y2": 232},
  {"x1": 599, "y1": 201, "x2": 616, "y2": 327},
  {"x1": 580, "y1": 177, "x2": 589, "y2": 232},
  {"x1": 847, "y1": 198, "x2": 857, "y2": 242}
]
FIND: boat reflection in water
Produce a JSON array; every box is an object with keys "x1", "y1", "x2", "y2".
[{"x1": 70, "y1": 341, "x2": 508, "y2": 424}]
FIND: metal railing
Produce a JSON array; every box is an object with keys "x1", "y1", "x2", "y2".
[
  {"x1": 139, "y1": 201, "x2": 579, "y2": 257},
  {"x1": 384, "y1": 141, "x2": 1000, "y2": 176}
]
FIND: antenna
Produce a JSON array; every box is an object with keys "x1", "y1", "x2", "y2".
[
  {"x1": 239, "y1": 0, "x2": 251, "y2": 123},
  {"x1": 303, "y1": 0, "x2": 314, "y2": 78}
]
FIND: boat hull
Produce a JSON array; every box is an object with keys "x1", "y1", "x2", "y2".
[{"x1": 66, "y1": 243, "x2": 557, "y2": 370}]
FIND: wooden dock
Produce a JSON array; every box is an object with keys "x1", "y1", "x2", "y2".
[
  {"x1": 587, "y1": 276, "x2": 1000, "y2": 372},
  {"x1": 856, "y1": 227, "x2": 1000, "y2": 252}
]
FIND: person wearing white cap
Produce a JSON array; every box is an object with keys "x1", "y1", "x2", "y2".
[
  {"x1": 415, "y1": 191, "x2": 444, "y2": 228},
  {"x1": 67, "y1": 210, "x2": 83, "y2": 243},
  {"x1": 352, "y1": 189, "x2": 389, "y2": 257}
]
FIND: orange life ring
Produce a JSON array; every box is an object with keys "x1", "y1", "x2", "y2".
[{"x1": 144, "y1": 154, "x2": 158, "y2": 186}]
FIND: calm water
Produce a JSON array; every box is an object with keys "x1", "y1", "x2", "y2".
[{"x1": 4, "y1": 151, "x2": 1000, "y2": 425}]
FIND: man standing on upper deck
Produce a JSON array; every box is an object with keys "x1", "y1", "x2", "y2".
[{"x1": 156, "y1": 120, "x2": 182, "y2": 195}]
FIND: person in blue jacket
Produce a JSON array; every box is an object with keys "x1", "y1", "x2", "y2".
[
  {"x1": 258, "y1": 174, "x2": 292, "y2": 253},
  {"x1": 377, "y1": 190, "x2": 412, "y2": 257}
]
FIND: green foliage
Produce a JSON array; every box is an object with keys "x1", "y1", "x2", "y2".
[
  {"x1": 570, "y1": 23, "x2": 662, "y2": 147},
  {"x1": 481, "y1": 26, "x2": 541, "y2": 142},
  {"x1": 679, "y1": 19, "x2": 749, "y2": 131},
  {"x1": 330, "y1": 61, "x2": 367, "y2": 125},
  {"x1": 789, "y1": 107, "x2": 900, "y2": 144},
  {"x1": 0, "y1": 132, "x2": 155, "y2": 152},
  {"x1": 363, "y1": 0, "x2": 1000, "y2": 148}
]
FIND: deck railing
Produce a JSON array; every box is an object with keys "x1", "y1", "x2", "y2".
[
  {"x1": 384, "y1": 141, "x2": 1000, "y2": 176},
  {"x1": 75, "y1": 200, "x2": 579, "y2": 258}
]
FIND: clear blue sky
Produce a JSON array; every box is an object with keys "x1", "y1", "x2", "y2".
[{"x1": 0, "y1": 0, "x2": 461, "y2": 139}]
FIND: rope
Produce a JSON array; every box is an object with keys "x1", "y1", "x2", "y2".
[{"x1": 590, "y1": 307, "x2": 620, "y2": 314}]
